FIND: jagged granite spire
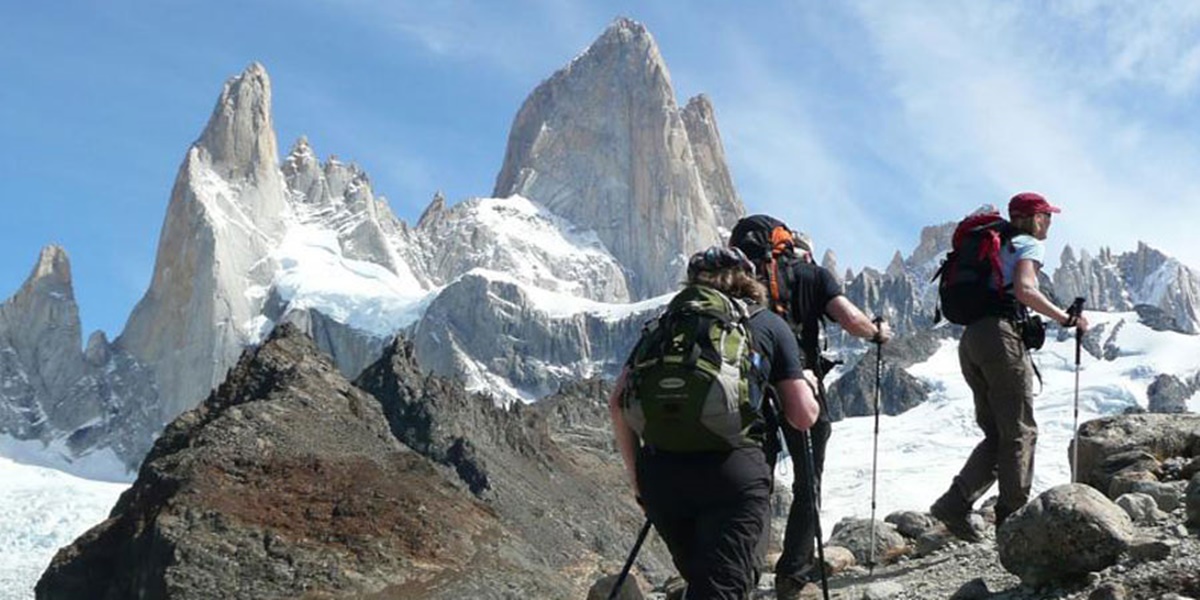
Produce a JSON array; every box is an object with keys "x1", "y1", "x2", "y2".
[
  {"x1": 681, "y1": 94, "x2": 745, "y2": 230},
  {"x1": 119, "y1": 63, "x2": 289, "y2": 423},
  {"x1": 492, "y1": 17, "x2": 729, "y2": 299},
  {"x1": 0, "y1": 246, "x2": 87, "y2": 435}
]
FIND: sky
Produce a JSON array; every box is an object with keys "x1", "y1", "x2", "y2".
[{"x1": 4, "y1": 1, "x2": 1200, "y2": 339}]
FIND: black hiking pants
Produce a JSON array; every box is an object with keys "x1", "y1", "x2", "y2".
[
  {"x1": 638, "y1": 446, "x2": 771, "y2": 600},
  {"x1": 775, "y1": 414, "x2": 831, "y2": 581}
]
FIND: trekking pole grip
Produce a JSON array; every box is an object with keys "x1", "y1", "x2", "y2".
[{"x1": 1068, "y1": 297, "x2": 1085, "y2": 362}]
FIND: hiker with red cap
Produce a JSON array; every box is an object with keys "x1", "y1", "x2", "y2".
[{"x1": 930, "y1": 192, "x2": 1090, "y2": 542}]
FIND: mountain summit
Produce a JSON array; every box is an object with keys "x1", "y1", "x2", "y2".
[
  {"x1": 493, "y1": 17, "x2": 744, "y2": 298},
  {"x1": 118, "y1": 63, "x2": 288, "y2": 424}
]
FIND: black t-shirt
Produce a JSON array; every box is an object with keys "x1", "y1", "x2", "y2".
[
  {"x1": 746, "y1": 307, "x2": 805, "y2": 384},
  {"x1": 782, "y1": 261, "x2": 843, "y2": 368}
]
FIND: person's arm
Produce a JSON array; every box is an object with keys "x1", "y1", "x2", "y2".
[
  {"x1": 774, "y1": 372, "x2": 820, "y2": 430},
  {"x1": 826, "y1": 295, "x2": 892, "y2": 343},
  {"x1": 1013, "y1": 259, "x2": 1090, "y2": 332},
  {"x1": 607, "y1": 368, "x2": 640, "y2": 497}
]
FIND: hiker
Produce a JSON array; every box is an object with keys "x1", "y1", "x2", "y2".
[
  {"x1": 930, "y1": 192, "x2": 1090, "y2": 541},
  {"x1": 729, "y1": 215, "x2": 891, "y2": 599},
  {"x1": 608, "y1": 246, "x2": 821, "y2": 600}
]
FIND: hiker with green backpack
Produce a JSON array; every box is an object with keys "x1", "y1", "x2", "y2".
[
  {"x1": 729, "y1": 215, "x2": 891, "y2": 600},
  {"x1": 608, "y1": 246, "x2": 821, "y2": 600},
  {"x1": 929, "y1": 192, "x2": 1090, "y2": 541}
]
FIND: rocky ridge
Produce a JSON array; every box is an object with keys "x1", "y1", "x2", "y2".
[{"x1": 36, "y1": 325, "x2": 670, "y2": 600}]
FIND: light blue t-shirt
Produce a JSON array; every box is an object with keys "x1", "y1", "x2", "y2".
[{"x1": 999, "y1": 234, "x2": 1045, "y2": 288}]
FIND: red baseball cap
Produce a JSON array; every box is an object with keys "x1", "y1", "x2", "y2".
[{"x1": 1008, "y1": 192, "x2": 1062, "y2": 218}]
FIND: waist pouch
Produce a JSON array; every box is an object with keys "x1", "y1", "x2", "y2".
[{"x1": 1019, "y1": 316, "x2": 1046, "y2": 351}]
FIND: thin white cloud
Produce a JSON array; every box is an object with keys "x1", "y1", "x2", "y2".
[
  {"x1": 700, "y1": 25, "x2": 910, "y2": 275},
  {"x1": 850, "y1": 1, "x2": 1200, "y2": 270},
  {"x1": 322, "y1": 0, "x2": 599, "y2": 77}
]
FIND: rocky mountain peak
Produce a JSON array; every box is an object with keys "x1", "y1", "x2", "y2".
[
  {"x1": 416, "y1": 191, "x2": 447, "y2": 229},
  {"x1": 588, "y1": 17, "x2": 660, "y2": 67},
  {"x1": 118, "y1": 63, "x2": 289, "y2": 424},
  {"x1": 682, "y1": 93, "x2": 745, "y2": 230},
  {"x1": 821, "y1": 249, "x2": 840, "y2": 283},
  {"x1": 886, "y1": 250, "x2": 906, "y2": 278},
  {"x1": 196, "y1": 62, "x2": 278, "y2": 184},
  {"x1": 1061, "y1": 244, "x2": 1077, "y2": 265},
  {"x1": 492, "y1": 18, "x2": 734, "y2": 299},
  {"x1": 24, "y1": 245, "x2": 73, "y2": 293},
  {"x1": 908, "y1": 222, "x2": 954, "y2": 270}
]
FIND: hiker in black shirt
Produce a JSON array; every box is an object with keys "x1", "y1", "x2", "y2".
[
  {"x1": 609, "y1": 246, "x2": 821, "y2": 600},
  {"x1": 730, "y1": 217, "x2": 891, "y2": 599}
]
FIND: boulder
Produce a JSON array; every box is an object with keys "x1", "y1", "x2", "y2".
[
  {"x1": 588, "y1": 572, "x2": 646, "y2": 600},
  {"x1": 949, "y1": 578, "x2": 991, "y2": 600},
  {"x1": 821, "y1": 545, "x2": 857, "y2": 574},
  {"x1": 1120, "y1": 479, "x2": 1184, "y2": 512},
  {"x1": 1107, "y1": 469, "x2": 1160, "y2": 500},
  {"x1": 1114, "y1": 492, "x2": 1167, "y2": 524},
  {"x1": 1075, "y1": 414, "x2": 1200, "y2": 493},
  {"x1": 884, "y1": 510, "x2": 935, "y2": 539},
  {"x1": 1088, "y1": 581, "x2": 1128, "y2": 600},
  {"x1": 997, "y1": 484, "x2": 1135, "y2": 586},
  {"x1": 827, "y1": 518, "x2": 908, "y2": 566},
  {"x1": 1187, "y1": 473, "x2": 1200, "y2": 527}
]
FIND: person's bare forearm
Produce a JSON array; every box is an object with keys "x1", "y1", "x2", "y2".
[
  {"x1": 827, "y1": 296, "x2": 892, "y2": 342},
  {"x1": 606, "y1": 370, "x2": 639, "y2": 494},
  {"x1": 776, "y1": 375, "x2": 820, "y2": 430}
]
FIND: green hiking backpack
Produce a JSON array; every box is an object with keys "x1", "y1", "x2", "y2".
[{"x1": 621, "y1": 284, "x2": 765, "y2": 452}]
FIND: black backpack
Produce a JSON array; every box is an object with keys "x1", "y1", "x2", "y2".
[
  {"x1": 730, "y1": 215, "x2": 802, "y2": 321},
  {"x1": 932, "y1": 209, "x2": 1018, "y2": 325}
]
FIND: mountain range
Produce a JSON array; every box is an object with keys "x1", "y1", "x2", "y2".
[{"x1": 3, "y1": 17, "x2": 1199, "y2": 479}]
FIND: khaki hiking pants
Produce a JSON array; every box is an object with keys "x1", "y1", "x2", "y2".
[{"x1": 953, "y1": 316, "x2": 1037, "y2": 523}]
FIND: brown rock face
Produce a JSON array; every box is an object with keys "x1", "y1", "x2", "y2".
[
  {"x1": 37, "y1": 325, "x2": 670, "y2": 599},
  {"x1": 35, "y1": 325, "x2": 501, "y2": 600}
]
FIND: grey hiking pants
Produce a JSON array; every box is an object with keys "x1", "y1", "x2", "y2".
[{"x1": 952, "y1": 316, "x2": 1037, "y2": 523}]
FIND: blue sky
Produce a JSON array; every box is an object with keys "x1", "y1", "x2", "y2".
[{"x1": 4, "y1": 1, "x2": 1200, "y2": 339}]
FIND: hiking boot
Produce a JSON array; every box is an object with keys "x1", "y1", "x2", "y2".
[
  {"x1": 775, "y1": 565, "x2": 821, "y2": 600},
  {"x1": 930, "y1": 494, "x2": 983, "y2": 543}
]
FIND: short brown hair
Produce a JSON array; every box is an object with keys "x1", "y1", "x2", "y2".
[{"x1": 687, "y1": 268, "x2": 768, "y2": 306}]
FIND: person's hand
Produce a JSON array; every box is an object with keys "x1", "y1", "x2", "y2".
[
  {"x1": 801, "y1": 369, "x2": 820, "y2": 390},
  {"x1": 872, "y1": 321, "x2": 893, "y2": 344},
  {"x1": 1074, "y1": 313, "x2": 1090, "y2": 333}
]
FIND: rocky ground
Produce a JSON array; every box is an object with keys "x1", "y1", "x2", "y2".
[
  {"x1": 606, "y1": 503, "x2": 1199, "y2": 599},
  {"x1": 752, "y1": 513, "x2": 1200, "y2": 599}
]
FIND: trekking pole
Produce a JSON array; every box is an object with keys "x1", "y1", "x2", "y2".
[
  {"x1": 801, "y1": 429, "x2": 831, "y2": 600},
  {"x1": 868, "y1": 316, "x2": 884, "y2": 574},
  {"x1": 1067, "y1": 297, "x2": 1085, "y2": 483},
  {"x1": 607, "y1": 519, "x2": 652, "y2": 600}
]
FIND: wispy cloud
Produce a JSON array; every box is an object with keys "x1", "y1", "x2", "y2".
[
  {"x1": 849, "y1": 1, "x2": 1200, "y2": 269},
  {"x1": 324, "y1": 0, "x2": 600, "y2": 77}
]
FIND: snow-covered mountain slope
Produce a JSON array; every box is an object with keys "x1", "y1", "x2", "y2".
[
  {"x1": 802, "y1": 310, "x2": 1200, "y2": 533},
  {"x1": 0, "y1": 455, "x2": 126, "y2": 600},
  {"x1": 415, "y1": 195, "x2": 631, "y2": 302}
]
